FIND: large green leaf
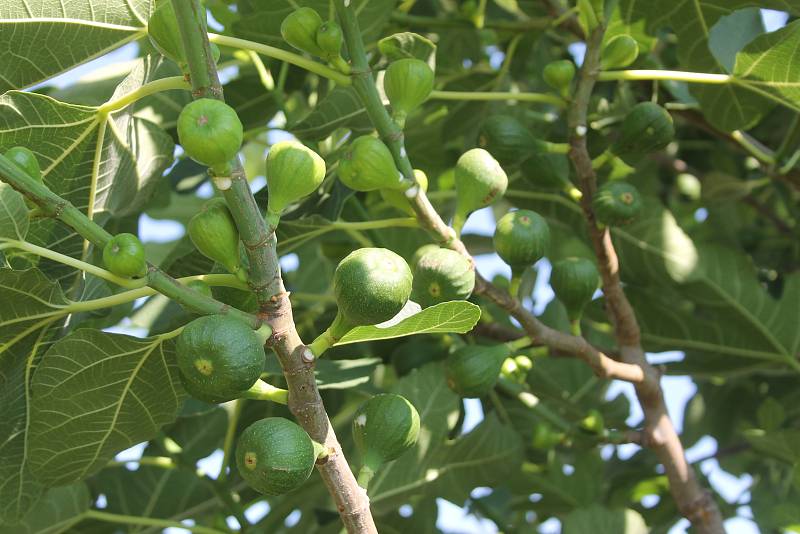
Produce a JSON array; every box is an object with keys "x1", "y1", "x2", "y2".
[
  {"x1": 612, "y1": 202, "x2": 800, "y2": 367},
  {"x1": 368, "y1": 363, "x2": 523, "y2": 513},
  {"x1": 0, "y1": 57, "x2": 174, "y2": 283},
  {"x1": 28, "y1": 329, "x2": 185, "y2": 486},
  {"x1": 0, "y1": 268, "x2": 68, "y2": 523},
  {"x1": 0, "y1": 0, "x2": 151, "y2": 92},
  {"x1": 620, "y1": 0, "x2": 800, "y2": 130},
  {"x1": 733, "y1": 20, "x2": 800, "y2": 113},
  {"x1": 290, "y1": 86, "x2": 376, "y2": 141},
  {"x1": 337, "y1": 301, "x2": 481, "y2": 345},
  {"x1": 0, "y1": 483, "x2": 90, "y2": 534}
]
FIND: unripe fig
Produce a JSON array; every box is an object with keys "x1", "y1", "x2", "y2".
[
  {"x1": 380, "y1": 169, "x2": 427, "y2": 215},
  {"x1": 334, "y1": 247, "x2": 413, "y2": 328},
  {"x1": 478, "y1": 115, "x2": 540, "y2": 166},
  {"x1": 390, "y1": 336, "x2": 449, "y2": 376},
  {"x1": 265, "y1": 140, "x2": 326, "y2": 225},
  {"x1": 176, "y1": 315, "x2": 265, "y2": 403},
  {"x1": 352, "y1": 394, "x2": 419, "y2": 472},
  {"x1": 5, "y1": 146, "x2": 42, "y2": 182},
  {"x1": 601, "y1": 34, "x2": 639, "y2": 69},
  {"x1": 103, "y1": 233, "x2": 147, "y2": 278},
  {"x1": 177, "y1": 99, "x2": 243, "y2": 172},
  {"x1": 411, "y1": 247, "x2": 475, "y2": 308},
  {"x1": 445, "y1": 344, "x2": 511, "y2": 398},
  {"x1": 316, "y1": 21, "x2": 343, "y2": 58},
  {"x1": 592, "y1": 180, "x2": 642, "y2": 225},
  {"x1": 493, "y1": 209, "x2": 550, "y2": 274},
  {"x1": 338, "y1": 136, "x2": 404, "y2": 192},
  {"x1": 281, "y1": 7, "x2": 325, "y2": 57},
  {"x1": 410, "y1": 243, "x2": 440, "y2": 270},
  {"x1": 611, "y1": 102, "x2": 674, "y2": 160},
  {"x1": 543, "y1": 60, "x2": 575, "y2": 92},
  {"x1": 383, "y1": 59, "x2": 434, "y2": 125},
  {"x1": 236, "y1": 417, "x2": 319, "y2": 495},
  {"x1": 187, "y1": 198, "x2": 245, "y2": 280},
  {"x1": 453, "y1": 148, "x2": 508, "y2": 235},
  {"x1": 550, "y1": 257, "x2": 599, "y2": 321},
  {"x1": 521, "y1": 152, "x2": 582, "y2": 201},
  {"x1": 600, "y1": 34, "x2": 639, "y2": 70},
  {"x1": 147, "y1": 1, "x2": 184, "y2": 64}
]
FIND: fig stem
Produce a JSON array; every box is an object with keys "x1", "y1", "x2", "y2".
[
  {"x1": 240, "y1": 380, "x2": 289, "y2": 404},
  {"x1": 356, "y1": 465, "x2": 375, "y2": 489}
]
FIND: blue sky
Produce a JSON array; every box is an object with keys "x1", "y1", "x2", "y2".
[{"x1": 39, "y1": 8, "x2": 793, "y2": 534}]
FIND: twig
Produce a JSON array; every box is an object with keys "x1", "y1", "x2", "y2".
[
  {"x1": 170, "y1": 2, "x2": 375, "y2": 532},
  {"x1": 566, "y1": 27, "x2": 724, "y2": 533}
]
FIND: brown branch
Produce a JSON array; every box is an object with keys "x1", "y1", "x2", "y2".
[
  {"x1": 567, "y1": 27, "x2": 724, "y2": 533},
  {"x1": 171, "y1": 3, "x2": 375, "y2": 532}
]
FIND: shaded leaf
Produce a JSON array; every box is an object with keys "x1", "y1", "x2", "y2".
[
  {"x1": 562, "y1": 505, "x2": 648, "y2": 534},
  {"x1": 0, "y1": 184, "x2": 29, "y2": 240},
  {"x1": 0, "y1": 483, "x2": 90, "y2": 534},
  {"x1": 290, "y1": 87, "x2": 376, "y2": 141}
]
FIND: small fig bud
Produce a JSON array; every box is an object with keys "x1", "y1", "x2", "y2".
[{"x1": 453, "y1": 148, "x2": 508, "y2": 235}]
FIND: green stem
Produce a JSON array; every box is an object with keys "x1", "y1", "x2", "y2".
[
  {"x1": 240, "y1": 380, "x2": 289, "y2": 404},
  {"x1": 308, "y1": 312, "x2": 353, "y2": 357},
  {"x1": 219, "y1": 399, "x2": 244, "y2": 484},
  {"x1": 356, "y1": 465, "x2": 375, "y2": 489},
  {"x1": 428, "y1": 90, "x2": 565, "y2": 107},
  {"x1": 505, "y1": 336, "x2": 533, "y2": 351},
  {"x1": 246, "y1": 50, "x2": 275, "y2": 91},
  {"x1": 488, "y1": 389, "x2": 511, "y2": 424},
  {"x1": 569, "y1": 320, "x2": 582, "y2": 337},
  {"x1": 66, "y1": 274, "x2": 246, "y2": 313},
  {"x1": 83, "y1": 510, "x2": 229, "y2": 534},
  {"x1": 0, "y1": 239, "x2": 146, "y2": 289},
  {"x1": 331, "y1": 217, "x2": 419, "y2": 231},
  {"x1": 597, "y1": 69, "x2": 731, "y2": 84},
  {"x1": 107, "y1": 455, "x2": 177, "y2": 469},
  {"x1": 0, "y1": 154, "x2": 259, "y2": 327},
  {"x1": 97, "y1": 76, "x2": 190, "y2": 113},
  {"x1": 209, "y1": 33, "x2": 352, "y2": 86},
  {"x1": 730, "y1": 130, "x2": 776, "y2": 165}
]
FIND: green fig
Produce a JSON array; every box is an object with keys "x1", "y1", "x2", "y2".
[
  {"x1": 383, "y1": 59, "x2": 434, "y2": 125},
  {"x1": 592, "y1": 180, "x2": 642, "y2": 225},
  {"x1": 147, "y1": 1, "x2": 185, "y2": 64},
  {"x1": 445, "y1": 344, "x2": 511, "y2": 398},
  {"x1": 601, "y1": 34, "x2": 639, "y2": 69},
  {"x1": 611, "y1": 102, "x2": 674, "y2": 162},
  {"x1": 478, "y1": 115, "x2": 541, "y2": 166},
  {"x1": 453, "y1": 148, "x2": 508, "y2": 235},
  {"x1": 265, "y1": 140, "x2": 326, "y2": 226},
  {"x1": 5, "y1": 147, "x2": 42, "y2": 182},
  {"x1": 550, "y1": 257, "x2": 600, "y2": 322},
  {"x1": 543, "y1": 60, "x2": 575, "y2": 93},
  {"x1": 187, "y1": 198, "x2": 245, "y2": 281},
  {"x1": 177, "y1": 99, "x2": 243, "y2": 173},
  {"x1": 493, "y1": 209, "x2": 550, "y2": 287},
  {"x1": 338, "y1": 136, "x2": 404, "y2": 192},
  {"x1": 411, "y1": 247, "x2": 475, "y2": 308},
  {"x1": 281, "y1": 7, "x2": 325, "y2": 57},
  {"x1": 236, "y1": 418, "x2": 319, "y2": 495},
  {"x1": 103, "y1": 233, "x2": 147, "y2": 278}
]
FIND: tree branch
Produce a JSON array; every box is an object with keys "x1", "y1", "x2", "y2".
[
  {"x1": 567, "y1": 27, "x2": 724, "y2": 533},
  {"x1": 0, "y1": 155, "x2": 259, "y2": 328},
  {"x1": 170, "y1": 2, "x2": 375, "y2": 532}
]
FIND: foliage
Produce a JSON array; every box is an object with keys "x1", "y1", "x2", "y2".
[{"x1": 1, "y1": 1, "x2": 799, "y2": 533}]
